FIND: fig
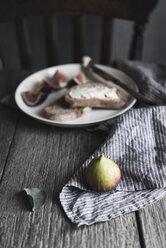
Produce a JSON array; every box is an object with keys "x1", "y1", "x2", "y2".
[
  {"x1": 69, "y1": 73, "x2": 87, "y2": 87},
  {"x1": 52, "y1": 70, "x2": 68, "y2": 89},
  {"x1": 74, "y1": 73, "x2": 86, "y2": 84},
  {"x1": 39, "y1": 79, "x2": 54, "y2": 93},
  {"x1": 85, "y1": 153, "x2": 121, "y2": 192},
  {"x1": 22, "y1": 91, "x2": 48, "y2": 106}
]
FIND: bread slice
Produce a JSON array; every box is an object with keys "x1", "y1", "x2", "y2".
[
  {"x1": 44, "y1": 97, "x2": 91, "y2": 122},
  {"x1": 64, "y1": 82, "x2": 128, "y2": 109}
]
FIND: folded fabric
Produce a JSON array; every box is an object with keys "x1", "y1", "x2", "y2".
[
  {"x1": 116, "y1": 60, "x2": 166, "y2": 106},
  {"x1": 60, "y1": 61, "x2": 166, "y2": 226}
]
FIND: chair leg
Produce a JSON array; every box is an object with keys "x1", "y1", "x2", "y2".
[
  {"x1": 14, "y1": 19, "x2": 32, "y2": 69},
  {"x1": 100, "y1": 17, "x2": 113, "y2": 65},
  {"x1": 72, "y1": 15, "x2": 84, "y2": 63},
  {"x1": 44, "y1": 15, "x2": 59, "y2": 67},
  {"x1": 0, "y1": 47, "x2": 5, "y2": 69},
  {"x1": 129, "y1": 22, "x2": 146, "y2": 61}
]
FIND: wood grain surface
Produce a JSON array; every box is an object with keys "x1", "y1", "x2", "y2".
[
  {"x1": 137, "y1": 199, "x2": 166, "y2": 248},
  {"x1": 0, "y1": 0, "x2": 159, "y2": 70},
  {"x1": 0, "y1": 106, "x2": 19, "y2": 181},
  {"x1": 0, "y1": 0, "x2": 158, "y2": 23},
  {"x1": 0, "y1": 71, "x2": 165, "y2": 248},
  {"x1": 0, "y1": 114, "x2": 140, "y2": 248}
]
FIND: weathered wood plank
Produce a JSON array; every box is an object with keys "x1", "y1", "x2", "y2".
[
  {"x1": 137, "y1": 198, "x2": 166, "y2": 248},
  {"x1": 0, "y1": 0, "x2": 158, "y2": 23},
  {"x1": 0, "y1": 114, "x2": 141, "y2": 248},
  {"x1": 0, "y1": 70, "x2": 32, "y2": 181},
  {"x1": 0, "y1": 105, "x2": 19, "y2": 182},
  {"x1": 0, "y1": 71, "x2": 22, "y2": 183},
  {"x1": 0, "y1": 70, "x2": 33, "y2": 99}
]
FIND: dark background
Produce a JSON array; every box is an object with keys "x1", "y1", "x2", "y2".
[{"x1": 0, "y1": 0, "x2": 165, "y2": 69}]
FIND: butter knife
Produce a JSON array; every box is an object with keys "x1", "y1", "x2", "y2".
[{"x1": 82, "y1": 56, "x2": 156, "y2": 105}]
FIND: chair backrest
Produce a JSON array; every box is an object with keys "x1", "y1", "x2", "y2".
[{"x1": 0, "y1": 0, "x2": 158, "y2": 69}]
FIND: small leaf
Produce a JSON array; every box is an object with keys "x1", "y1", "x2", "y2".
[{"x1": 24, "y1": 188, "x2": 46, "y2": 212}]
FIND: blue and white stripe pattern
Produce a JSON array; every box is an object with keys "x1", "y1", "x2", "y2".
[{"x1": 60, "y1": 61, "x2": 166, "y2": 226}]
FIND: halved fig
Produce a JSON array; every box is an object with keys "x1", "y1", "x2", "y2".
[
  {"x1": 52, "y1": 70, "x2": 68, "y2": 89},
  {"x1": 39, "y1": 79, "x2": 54, "y2": 93},
  {"x1": 68, "y1": 73, "x2": 87, "y2": 87},
  {"x1": 73, "y1": 73, "x2": 86, "y2": 84},
  {"x1": 22, "y1": 91, "x2": 48, "y2": 106}
]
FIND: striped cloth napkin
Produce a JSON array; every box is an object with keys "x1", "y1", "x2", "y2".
[{"x1": 59, "y1": 60, "x2": 166, "y2": 226}]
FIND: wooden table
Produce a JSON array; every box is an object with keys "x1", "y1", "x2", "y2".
[{"x1": 0, "y1": 70, "x2": 165, "y2": 248}]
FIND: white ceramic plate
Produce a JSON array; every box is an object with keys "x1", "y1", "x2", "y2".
[{"x1": 15, "y1": 63, "x2": 138, "y2": 127}]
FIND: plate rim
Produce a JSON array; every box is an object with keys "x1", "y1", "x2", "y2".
[{"x1": 15, "y1": 63, "x2": 138, "y2": 127}]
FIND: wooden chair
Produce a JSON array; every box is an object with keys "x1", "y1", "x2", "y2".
[{"x1": 0, "y1": 0, "x2": 158, "y2": 69}]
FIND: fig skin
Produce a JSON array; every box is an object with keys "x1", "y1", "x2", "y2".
[
  {"x1": 22, "y1": 91, "x2": 48, "y2": 106},
  {"x1": 40, "y1": 79, "x2": 54, "y2": 93},
  {"x1": 52, "y1": 70, "x2": 68, "y2": 89},
  {"x1": 68, "y1": 73, "x2": 87, "y2": 87},
  {"x1": 85, "y1": 153, "x2": 121, "y2": 192}
]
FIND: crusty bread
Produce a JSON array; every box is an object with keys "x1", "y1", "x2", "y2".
[
  {"x1": 44, "y1": 97, "x2": 91, "y2": 121},
  {"x1": 64, "y1": 82, "x2": 128, "y2": 109}
]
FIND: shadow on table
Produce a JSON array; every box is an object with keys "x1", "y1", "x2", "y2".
[{"x1": 15, "y1": 191, "x2": 32, "y2": 212}]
